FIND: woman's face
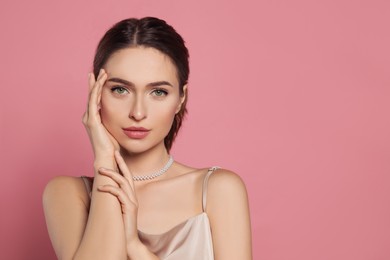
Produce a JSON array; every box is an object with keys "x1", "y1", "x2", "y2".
[{"x1": 100, "y1": 47, "x2": 186, "y2": 154}]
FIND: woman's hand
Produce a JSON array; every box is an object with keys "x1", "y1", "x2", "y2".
[
  {"x1": 82, "y1": 69, "x2": 119, "y2": 161},
  {"x1": 97, "y1": 151, "x2": 142, "y2": 252}
]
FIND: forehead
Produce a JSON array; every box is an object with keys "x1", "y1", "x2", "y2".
[{"x1": 104, "y1": 47, "x2": 179, "y2": 86}]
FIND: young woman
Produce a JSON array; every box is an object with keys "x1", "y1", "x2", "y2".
[{"x1": 43, "y1": 17, "x2": 252, "y2": 260}]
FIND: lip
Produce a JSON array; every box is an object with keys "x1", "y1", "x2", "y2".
[{"x1": 123, "y1": 127, "x2": 150, "y2": 139}]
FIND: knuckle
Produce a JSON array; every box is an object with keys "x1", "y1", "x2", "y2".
[
  {"x1": 119, "y1": 188, "x2": 125, "y2": 194},
  {"x1": 85, "y1": 120, "x2": 95, "y2": 128}
]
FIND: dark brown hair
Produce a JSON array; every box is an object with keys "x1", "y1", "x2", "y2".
[{"x1": 93, "y1": 17, "x2": 189, "y2": 152}]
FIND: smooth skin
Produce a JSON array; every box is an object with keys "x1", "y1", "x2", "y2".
[{"x1": 43, "y1": 47, "x2": 252, "y2": 260}]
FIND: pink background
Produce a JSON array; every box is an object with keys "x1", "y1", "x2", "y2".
[{"x1": 1, "y1": 0, "x2": 389, "y2": 259}]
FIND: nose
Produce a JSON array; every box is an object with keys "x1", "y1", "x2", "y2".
[{"x1": 129, "y1": 95, "x2": 147, "y2": 121}]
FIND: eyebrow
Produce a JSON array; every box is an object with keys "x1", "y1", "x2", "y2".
[{"x1": 107, "y1": 77, "x2": 174, "y2": 88}]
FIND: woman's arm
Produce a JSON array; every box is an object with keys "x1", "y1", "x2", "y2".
[
  {"x1": 43, "y1": 169, "x2": 127, "y2": 260},
  {"x1": 43, "y1": 70, "x2": 158, "y2": 260},
  {"x1": 43, "y1": 161, "x2": 159, "y2": 260},
  {"x1": 43, "y1": 175, "x2": 93, "y2": 260},
  {"x1": 207, "y1": 169, "x2": 253, "y2": 260},
  {"x1": 97, "y1": 151, "x2": 159, "y2": 260},
  {"x1": 43, "y1": 70, "x2": 126, "y2": 259},
  {"x1": 77, "y1": 160, "x2": 127, "y2": 260}
]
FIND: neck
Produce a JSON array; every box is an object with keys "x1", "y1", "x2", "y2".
[{"x1": 119, "y1": 143, "x2": 171, "y2": 177}]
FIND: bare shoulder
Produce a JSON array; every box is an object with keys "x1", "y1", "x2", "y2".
[
  {"x1": 205, "y1": 168, "x2": 249, "y2": 216},
  {"x1": 43, "y1": 176, "x2": 89, "y2": 208},
  {"x1": 43, "y1": 176, "x2": 93, "y2": 260},
  {"x1": 206, "y1": 168, "x2": 252, "y2": 259},
  {"x1": 207, "y1": 168, "x2": 248, "y2": 199}
]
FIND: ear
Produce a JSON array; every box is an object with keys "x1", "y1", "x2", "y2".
[{"x1": 176, "y1": 85, "x2": 187, "y2": 114}]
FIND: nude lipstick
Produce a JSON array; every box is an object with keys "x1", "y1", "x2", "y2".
[{"x1": 123, "y1": 127, "x2": 150, "y2": 139}]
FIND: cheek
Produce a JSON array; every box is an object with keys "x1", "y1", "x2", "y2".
[
  {"x1": 151, "y1": 101, "x2": 179, "y2": 127},
  {"x1": 100, "y1": 95, "x2": 124, "y2": 127}
]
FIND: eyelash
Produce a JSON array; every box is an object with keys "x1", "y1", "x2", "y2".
[
  {"x1": 111, "y1": 86, "x2": 128, "y2": 95},
  {"x1": 110, "y1": 86, "x2": 168, "y2": 97},
  {"x1": 152, "y1": 88, "x2": 168, "y2": 97}
]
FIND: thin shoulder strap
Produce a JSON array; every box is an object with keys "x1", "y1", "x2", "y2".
[
  {"x1": 81, "y1": 176, "x2": 93, "y2": 198},
  {"x1": 202, "y1": 166, "x2": 220, "y2": 212}
]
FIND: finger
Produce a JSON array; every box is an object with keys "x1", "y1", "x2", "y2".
[
  {"x1": 114, "y1": 151, "x2": 135, "y2": 191},
  {"x1": 107, "y1": 129, "x2": 120, "y2": 151},
  {"x1": 95, "y1": 69, "x2": 106, "y2": 84},
  {"x1": 90, "y1": 69, "x2": 105, "y2": 95},
  {"x1": 97, "y1": 185, "x2": 138, "y2": 212},
  {"x1": 91, "y1": 69, "x2": 107, "y2": 112},
  {"x1": 88, "y1": 72, "x2": 95, "y2": 92},
  {"x1": 88, "y1": 70, "x2": 103, "y2": 99},
  {"x1": 88, "y1": 70, "x2": 106, "y2": 117},
  {"x1": 98, "y1": 167, "x2": 128, "y2": 187},
  {"x1": 86, "y1": 71, "x2": 97, "y2": 116},
  {"x1": 98, "y1": 167, "x2": 137, "y2": 203},
  {"x1": 87, "y1": 69, "x2": 105, "y2": 109},
  {"x1": 84, "y1": 72, "x2": 96, "y2": 117},
  {"x1": 97, "y1": 69, "x2": 107, "y2": 106}
]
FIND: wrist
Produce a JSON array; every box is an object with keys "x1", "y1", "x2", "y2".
[
  {"x1": 127, "y1": 237, "x2": 142, "y2": 253},
  {"x1": 127, "y1": 239, "x2": 156, "y2": 260},
  {"x1": 94, "y1": 150, "x2": 115, "y2": 160},
  {"x1": 93, "y1": 155, "x2": 116, "y2": 172}
]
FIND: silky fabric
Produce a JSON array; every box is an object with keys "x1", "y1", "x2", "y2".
[{"x1": 81, "y1": 166, "x2": 219, "y2": 260}]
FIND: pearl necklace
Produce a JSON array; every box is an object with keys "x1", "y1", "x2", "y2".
[{"x1": 132, "y1": 155, "x2": 174, "y2": 181}]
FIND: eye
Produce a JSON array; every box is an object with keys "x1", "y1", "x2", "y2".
[
  {"x1": 152, "y1": 89, "x2": 168, "y2": 97},
  {"x1": 111, "y1": 86, "x2": 128, "y2": 95}
]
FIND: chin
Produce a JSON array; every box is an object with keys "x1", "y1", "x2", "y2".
[{"x1": 118, "y1": 139, "x2": 166, "y2": 155}]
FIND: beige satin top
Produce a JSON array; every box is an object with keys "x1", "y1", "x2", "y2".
[{"x1": 81, "y1": 166, "x2": 219, "y2": 260}]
